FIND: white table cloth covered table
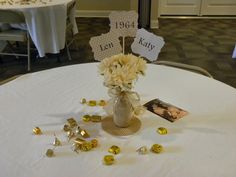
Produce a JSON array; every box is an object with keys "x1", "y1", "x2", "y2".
[
  {"x1": 0, "y1": 0, "x2": 78, "y2": 57},
  {"x1": 1, "y1": 63, "x2": 236, "y2": 177}
]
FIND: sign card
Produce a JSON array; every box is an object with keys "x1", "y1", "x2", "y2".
[
  {"x1": 89, "y1": 32, "x2": 122, "y2": 61},
  {"x1": 109, "y1": 11, "x2": 138, "y2": 37},
  {"x1": 131, "y1": 28, "x2": 165, "y2": 61}
]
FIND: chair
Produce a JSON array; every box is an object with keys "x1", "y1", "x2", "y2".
[
  {"x1": 0, "y1": 10, "x2": 31, "y2": 71},
  {"x1": 154, "y1": 60, "x2": 213, "y2": 78},
  {"x1": 65, "y1": 0, "x2": 77, "y2": 61}
]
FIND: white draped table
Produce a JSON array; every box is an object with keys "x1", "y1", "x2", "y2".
[
  {"x1": 1, "y1": 63, "x2": 236, "y2": 177},
  {"x1": 0, "y1": 0, "x2": 78, "y2": 57}
]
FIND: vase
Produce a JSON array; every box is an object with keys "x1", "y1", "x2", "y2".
[{"x1": 113, "y1": 92, "x2": 133, "y2": 128}]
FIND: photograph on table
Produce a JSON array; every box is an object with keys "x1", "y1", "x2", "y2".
[{"x1": 144, "y1": 99, "x2": 188, "y2": 122}]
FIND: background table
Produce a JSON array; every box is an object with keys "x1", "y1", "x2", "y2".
[
  {"x1": 1, "y1": 63, "x2": 236, "y2": 177},
  {"x1": 0, "y1": 0, "x2": 78, "y2": 57},
  {"x1": 233, "y1": 44, "x2": 236, "y2": 58}
]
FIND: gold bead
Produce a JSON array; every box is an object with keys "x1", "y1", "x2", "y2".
[
  {"x1": 103, "y1": 155, "x2": 115, "y2": 165},
  {"x1": 80, "y1": 142, "x2": 93, "y2": 151},
  {"x1": 46, "y1": 149, "x2": 54, "y2": 157},
  {"x1": 151, "y1": 144, "x2": 163, "y2": 153},
  {"x1": 91, "y1": 139, "x2": 98, "y2": 148},
  {"x1": 98, "y1": 100, "x2": 106, "y2": 106},
  {"x1": 67, "y1": 118, "x2": 77, "y2": 128},
  {"x1": 80, "y1": 129, "x2": 90, "y2": 138},
  {"x1": 136, "y1": 146, "x2": 148, "y2": 154},
  {"x1": 87, "y1": 100, "x2": 97, "y2": 106},
  {"x1": 108, "y1": 145, "x2": 120, "y2": 155},
  {"x1": 82, "y1": 114, "x2": 91, "y2": 122},
  {"x1": 157, "y1": 127, "x2": 168, "y2": 135},
  {"x1": 80, "y1": 98, "x2": 87, "y2": 104},
  {"x1": 53, "y1": 137, "x2": 61, "y2": 146},
  {"x1": 33, "y1": 127, "x2": 42, "y2": 135},
  {"x1": 90, "y1": 115, "x2": 102, "y2": 122}
]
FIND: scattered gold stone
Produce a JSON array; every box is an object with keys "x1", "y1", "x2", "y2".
[
  {"x1": 90, "y1": 115, "x2": 102, "y2": 122},
  {"x1": 82, "y1": 115, "x2": 91, "y2": 122},
  {"x1": 63, "y1": 124, "x2": 71, "y2": 132},
  {"x1": 91, "y1": 139, "x2": 98, "y2": 148},
  {"x1": 67, "y1": 130, "x2": 75, "y2": 140},
  {"x1": 72, "y1": 143, "x2": 80, "y2": 153},
  {"x1": 108, "y1": 145, "x2": 120, "y2": 155},
  {"x1": 33, "y1": 127, "x2": 42, "y2": 135},
  {"x1": 136, "y1": 146, "x2": 148, "y2": 154},
  {"x1": 87, "y1": 100, "x2": 97, "y2": 106},
  {"x1": 151, "y1": 144, "x2": 163, "y2": 153},
  {"x1": 103, "y1": 155, "x2": 115, "y2": 165},
  {"x1": 53, "y1": 137, "x2": 61, "y2": 146},
  {"x1": 98, "y1": 100, "x2": 106, "y2": 106},
  {"x1": 46, "y1": 149, "x2": 54, "y2": 157},
  {"x1": 80, "y1": 129, "x2": 90, "y2": 138},
  {"x1": 80, "y1": 142, "x2": 93, "y2": 151},
  {"x1": 157, "y1": 127, "x2": 168, "y2": 135},
  {"x1": 74, "y1": 137, "x2": 86, "y2": 145},
  {"x1": 67, "y1": 118, "x2": 77, "y2": 128},
  {"x1": 80, "y1": 98, "x2": 87, "y2": 104}
]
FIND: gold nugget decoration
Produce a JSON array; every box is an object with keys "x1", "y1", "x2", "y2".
[
  {"x1": 72, "y1": 143, "x2": 80, "y2": 153},
  {"x1": 157, "y1": 127, "x2": 168, "y2": 135},
  {"x1": 151, "y1": 144, "x2": 163, "y2": 153},
  {"x1": 53, "y1": 134, "x2": 61, "y2": 146},
  {"x1": 66, "y1": 118, "x2": 77, "y2": 129},
  {"x1": 103, "y1": 155, "x2": 115, "y2": 165},
  {"x1": 46, "y1": 149, "x2": 54, "y2": 157},
  {"x1": 108, "y1": 145, "x2": 120, "y2": 155},
  {"x1": 91, "y1": 139, "x2": 98, "y2": 148},
  {"x1": 87, "y1": 100, "x2": 97, "y2": 106},
  {"x1": 136, "y1": 146, "x2": 148, "y2": 155},
  {"x1": 98, "y1": 100, "x2": 106, "y2": 106},
  {"x1": 33, "y1": 127, "x2": 42, "y2": 135},
  {"x1": 80, "y1": 129, "x2": 90, "y2": 138},
  {"x1": 80, "y1": 142, "x2": 93, "y2": 151},
  {"x1": 82, "y1": 115, "x2": 91, "y2": 122},
  {"x1": 90, "y1": 115, "x2": 102, "y2": 122},
  {"x1": 80, "y1": 98, "x2": 87, "y2": 104}
]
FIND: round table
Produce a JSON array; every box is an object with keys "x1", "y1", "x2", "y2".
[
  {"x1": 1, "y1": 63, "x2": 236, "y2": 177},
  {"x1": 0, "y1": 0, "x2": 78, "y2": 57}
]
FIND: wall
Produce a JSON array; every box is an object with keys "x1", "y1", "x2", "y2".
[{"x1": 76, "y1": 0, "x2": 159, "y2": 28}]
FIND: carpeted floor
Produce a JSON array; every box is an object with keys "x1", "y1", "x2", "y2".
[{"x1": 1, "y1": 18, "x2": 236, "y2": 88}]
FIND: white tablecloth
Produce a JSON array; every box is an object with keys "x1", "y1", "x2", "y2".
[
  {"x1": 1, "y1": 63, "x2": 236, "y2": 177},
  {"x1": 0, "y1": 0, "x2": 78, "y2": 57}
]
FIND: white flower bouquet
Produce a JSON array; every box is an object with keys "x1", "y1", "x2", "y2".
[{"x1": 98, "y1": 53, "x2": 147, "y2": 91}]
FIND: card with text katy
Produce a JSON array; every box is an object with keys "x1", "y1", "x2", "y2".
[
  {"x1": 144, "y1": 99, "x2": 188, "y2": 122},
  {"x1": 131, "y1": 28, "x2": 165, "y2": 61}
]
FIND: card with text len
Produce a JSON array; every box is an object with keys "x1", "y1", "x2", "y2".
[
  {"x1": 89, "y1": 32, "x2": 122, "y2": 61},
  {"x1": 144, "y1": 99, "x2": 188, "y2": 122}
]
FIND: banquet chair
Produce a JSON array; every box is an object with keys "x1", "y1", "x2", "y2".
[
  {"x1": 65, "y1": 0, "x2": 77, "y2": 60},
  {"x1": 154, "y1": 60, "x2": 213, "y2": 78},
  {"x1": 0, "y1": 10, "x2": 31, "y2": 71}
]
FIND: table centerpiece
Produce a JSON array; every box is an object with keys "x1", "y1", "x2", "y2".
[{"x1": 99, "y1": 53, "x2": 146, "y2": 128}]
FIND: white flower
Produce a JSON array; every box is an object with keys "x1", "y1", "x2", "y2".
[{"x1": 99, "y1": 54, "x2": 146, "y2": 91}]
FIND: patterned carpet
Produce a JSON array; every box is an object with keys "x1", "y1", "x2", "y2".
[{"x1": 1, "y1": 18, "x2": 236, "y2": 88}]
